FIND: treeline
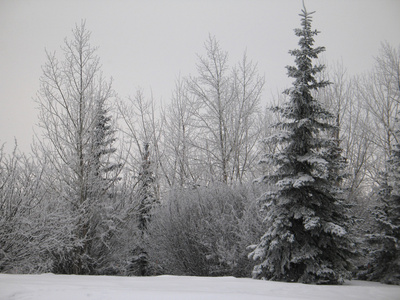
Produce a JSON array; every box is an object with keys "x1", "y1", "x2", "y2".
[{"x1": 0, "y1": 9, "x2": 399, "y2": 285}]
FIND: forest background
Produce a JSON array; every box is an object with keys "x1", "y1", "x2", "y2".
[{"x1": 0, "y1": 0, "x2": 400, "y2": 285}]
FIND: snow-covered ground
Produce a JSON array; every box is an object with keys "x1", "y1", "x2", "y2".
[{"x1": 1, "y1": 274, "x2": 399, "y2": 300}]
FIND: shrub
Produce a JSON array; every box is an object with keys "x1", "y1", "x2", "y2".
[{"x1": 146, "y1": 183, "x2": 263, "y2": 277}]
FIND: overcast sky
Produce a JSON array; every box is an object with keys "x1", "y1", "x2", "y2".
[{"x1": 1, "y1": 0, "x2": 399, "y2": 153}]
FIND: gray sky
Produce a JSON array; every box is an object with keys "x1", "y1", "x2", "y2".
[{"x1": 1, "y1": 0, "x2": 399, "y2": 153}]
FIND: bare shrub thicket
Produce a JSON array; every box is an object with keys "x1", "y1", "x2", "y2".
[{"x1": 146, "y1": 184, "x2": 264, "y2": 277}]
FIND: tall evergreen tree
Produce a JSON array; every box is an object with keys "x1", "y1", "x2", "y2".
[
  {"x1": 366, "y1": 121, "x2": 400, "y2": 285},
  {"x1": 249, "y1": 6, "x2": 355, "y2": 284}
]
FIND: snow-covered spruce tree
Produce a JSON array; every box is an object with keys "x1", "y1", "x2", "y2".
[
  {"x1": 366, "y1": 125, "x2": 400, "y2": 285},
  {"x1": 249, "y1": 6, "x2": 355, "y2": 284},
  {"x1": 84, "y1": 98, "x2": 123, "y2": 274},
  {"x1": 137, "y1": 143, "x2": 156, "y2": 233},
  {"x1": 128, "y1": 142, "x2": 157, "y2": 276}
]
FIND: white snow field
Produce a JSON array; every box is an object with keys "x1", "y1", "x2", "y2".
[{"x1": 1, "y1": 274, "x2": 399, "y2": 300}]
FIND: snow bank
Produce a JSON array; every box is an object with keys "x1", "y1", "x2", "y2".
[{"x1": 1, "y1": 274, "x2": 399, "y2": 300}]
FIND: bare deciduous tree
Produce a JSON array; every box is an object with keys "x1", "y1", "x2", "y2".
[
  {"x1": 162, "y1": 78, "x2": 200, "y2": 187},
  {"x1": 0, "y1": 144, "x2": 51, "y2": 273},
  {"x1": 118, "y1": 89, "x2": 162, "y2": 198},
  {"x1": 186, "y1": 36, "x2": 264, "y2": 184},
  {"x1": 36, "y1": 21, "x2": 120, "y2": 274}
]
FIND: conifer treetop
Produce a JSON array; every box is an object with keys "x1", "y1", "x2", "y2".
[{"x1": 285, "y1": 5, "x2": 329, "y2": 94}]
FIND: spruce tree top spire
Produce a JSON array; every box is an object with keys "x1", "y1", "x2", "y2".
[{"x1": 286, "y1": 5, "x2": 328, "y2": 92}]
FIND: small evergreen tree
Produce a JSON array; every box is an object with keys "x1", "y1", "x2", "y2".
[
  {"x1": 89, "y1": 96, "x2": 122, "y2": 203},
  {"x1": 128, "y1": 142, "x2": 157, "y2": 276},
  {"x1": 85, "y1": 97, "x2": 122, "y2": 274},
  {"x1": 249, "y1": 6, "x2": 355, "y2": 284},
  {"x1": 366, "y1": 123, "x2": 400, "y2": 285},
  {"x1": 137, "y1": 143, "x2": 156, "y2": 232}
]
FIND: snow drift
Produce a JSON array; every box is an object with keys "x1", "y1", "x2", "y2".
[{"x1": 1, "y1": 274, "x2": 399, "y2": 300}]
